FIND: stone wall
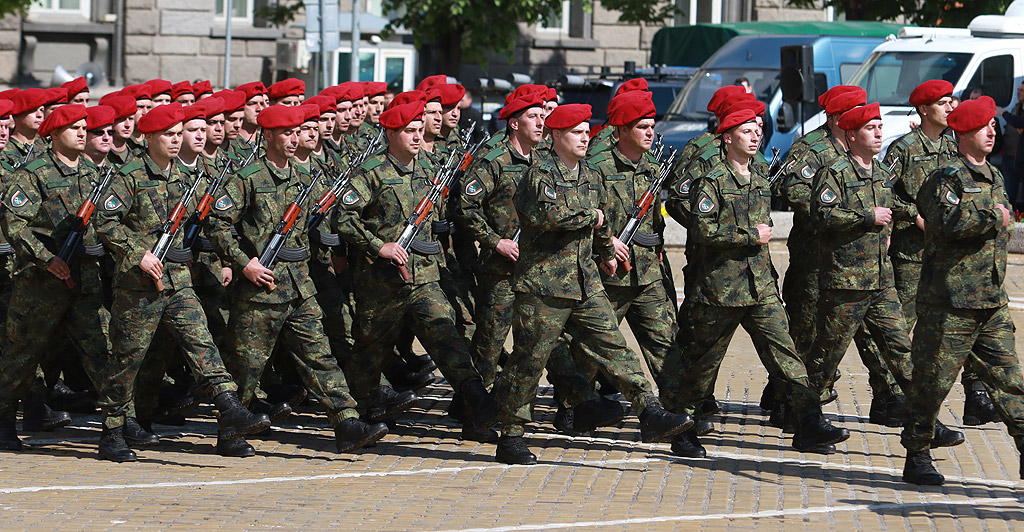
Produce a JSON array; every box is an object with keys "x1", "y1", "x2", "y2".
[
  {"x1": 754, "y1": 0, "x2": 828, "y2": 21},
  {"x1": 0, "y1": 14, "x2": 19, "y2": 84}
]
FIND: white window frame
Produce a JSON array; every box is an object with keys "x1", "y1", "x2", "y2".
[
  {"x1": 30, "y1": 0, "x2": 91, "y2": 18},
  {"x1": 537, "y1": 0, "x2": 571, "y2": 34},
  {"x1": 215, "y1": 0, "x2": 254, "y2": 23},
  {"x1": 330, "y1": 46, "x2": 414, "y2": 91}
]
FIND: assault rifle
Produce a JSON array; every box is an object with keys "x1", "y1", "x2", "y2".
[
  {"x1": 617, "y1": 148, "x2": 678, "y2": 272},
  {"x1": 55, "y1": 164, "x2": 116, "y2": 288},
  {"x1": 12, "y1": 144, "x2": 35, "y2": 171},
  {"x1": 256, "y1": 168, "x2": 323, "y2": 290},
  {"x1": 392, "y1": 122, "x2": 477, "y2": 280},
  {"x1": 150, "y1": 168, "x2": 205, "y2": 291},
  {"x1": 307, "y1": 129, "x2": 384, "y2": 233},
  {"x1": 181, "y1": 141, "x2": 262, "y2": 250},
  {"x1": 765, "y1": 148, "x2": 784, "y2": 185}
]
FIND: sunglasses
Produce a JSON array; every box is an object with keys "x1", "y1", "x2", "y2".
[{"x1": 90, "y1": 129, "x2": 114, "y2": 137}]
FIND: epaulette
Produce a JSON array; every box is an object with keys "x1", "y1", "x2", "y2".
[
  {"x1": 587, "y1": 151, "x2": 609, "y2": 166},
  {"x1": 361, "y1": 156, "x2": 385, "y2": 172},
  {"x1": 643, "y1": 151, "x2": 659, "y2": 165},
  {"x1": 809, "y1": 140, "x2": 832, "y2": 154},
  {"x1": 23, "y1": 158, "x2": 47, "y2": 172},
  {"x1": 696, "y1": 145, "x2": 718, "y2": 161},
  {"x1": 894, "y1": 132, "x2": 917, "y2": 151},
  {"x1": 481, "y1": 146, "x2": 504, "y2": 162},
  {"x1": 703, "y1": 166, "x2": 728, "y2": 181},
  {"x1": 800, "y1": 128, "x2": 827, "y2": 145},
  {"x1": 829, "y1": 158, "x2": 850, "y2": 173},
  {"x1": 0, "y1": 160, "x2": 12, "y2": 173},
  {"x1": 117, "y1": 159, "x2": 144, "y2": 175},
  {"x1": 236, "y1": 162, "x2": 262, "y2": 179}
]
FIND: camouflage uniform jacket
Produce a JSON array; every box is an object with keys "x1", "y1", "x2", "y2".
[
  {"x1": 678, "y1": 131, "x2": 717, "y2": 168},
  {"x1": 512, "y1": 148, "x2": 613, "y2": 300},
  {"x1": 332, "y1": 151, "x2": 445, "y2": 286},
  {"x1": 688, "y1": 160, "x2": 778, "y2": 307},
  {"x1": 917, "y1": 152, "x2": 1009, "y2": 309},
  {"x1": 205, "y1": 158, "x2": 320, "y2": 304},
  {"x1": 94, "y1": 154, "x2": 199, "y2": 292},
  {"x1": 882, "y1": 127, "x2": 958, "y2": 262},
  {"x1": 586, "y1": 125, "x2": 615, "y2": 156},
  {"x1": 357, "y1": 122, "x2": 379, "y2": 144},
  {"x1": 0, "y1": 137, "x2": 44, "y2": 170},
  {"x1": 1, "y1": 150, "x2": 107, "y2": 277},
  {"x1": 588, "y1": 145, "x2": 664, "y2": 287},
  {"x1": 667, "y1": 136, "x2": 723, "y2": 227},
  {"x1": 106, "y1": 146, "x2": 136, "y2": 167},
  {"x1": 811, "y1": 155, "x2": 895, "y2": 291},
  {"x1": 777, "y1": 124, "x2": 844, "y2": 257},
  {"x1": 455, "y1": 135, "x2": 530, "y2": 278}
]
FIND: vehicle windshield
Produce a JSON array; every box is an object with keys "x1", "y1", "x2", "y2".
[
  {"x1": 664, "y1": 69, "x2": 779, "y2": 121},
  {"x1": 849, "y1": 51, "x2": 972, "y2": 106}
]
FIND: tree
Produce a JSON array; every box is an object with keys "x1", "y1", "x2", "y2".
[
  {"x1": 786, "y1": 0, "x2": 1013, "y2": 27},
  {"x1": 0, "y1": 0, "x2": 33, "y2": 17}
]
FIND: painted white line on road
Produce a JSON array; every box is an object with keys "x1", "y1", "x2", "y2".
[{"x1": 426, "y1": 496, "x2": 1022, "y2": 532}]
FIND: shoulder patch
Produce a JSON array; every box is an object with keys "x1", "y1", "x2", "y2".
[
  {"x1": 341, "y1": 187, "x2": 360, "y2": 205},
  {"x1": 8, "y1": 186, "x2": 28, "y2": 209},
  {"x1": 102, "y1": 192, "x2": 123, "y2": 211},
  {"x1": 464, "y1": 178, "x2": 484, "y2": 196},
  {"x1": 118, "y1": 160, "x2": 143, "y2": 175},
  {"x1": 24, "y1": 158, "x2": 46, "y2": 172},
  {"x1": 541, "y1": 182, "x2": 557, "y2": 200},
  {"x1": 800, "y1": 164, "x2": 816, "y2": 179},
  {"x1": 214, "y1": 194, "x2": 234, "y2": 211},
  {"x1": 943, "y1": 188, "x2": 960, "y2": 205},
  {"x1": 696, "y1": 194, "x2": 716, "y2": 213},
  {"x1": 819, "y1": 186, "x2": 839, "y2": 205}
]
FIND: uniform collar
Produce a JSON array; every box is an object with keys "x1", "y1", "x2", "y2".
[
  {"x1": 611, "y1": 145, "x2": 640, "y2": 171},
  {"x1": 387, "y1": 152, "x2": 415, "y2": 175}
]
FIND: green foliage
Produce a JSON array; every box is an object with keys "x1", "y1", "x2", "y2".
[
  {"x1": 0, "y1": 0, "x2": 32, "y2": 16},
  {"x1": 786, "y1": 0, "x2": 1013, "y2": 27},
  {"x1": 254, "y1": 0, "x2": 305, "y2": 27}
]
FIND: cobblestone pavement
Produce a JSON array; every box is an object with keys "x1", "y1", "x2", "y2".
[{"x1": 0, "y1": 242, "x2": 1021, "y2": 531}]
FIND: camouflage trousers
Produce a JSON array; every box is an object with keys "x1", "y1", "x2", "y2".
[
  {"x1": 0, "y1": 267, "x2": 110, "y2": 419},
  {"x1": 0, "y1": 254, "x2": 12, "y2": 348},
  {"x1": 807, "y1": 287, "x2": 913, "y2": 397},
  {"x1": 494, "y1": 291, "x2": 655, "y2": 437},
  {"x1": 902, "y1": 304, "x2": 1024, "y2": 451},
  {"x1": 471, "y1": 273, "x2": 515, "y2": 388},
  {"x1": 105, "y1": 287, "x2": 236, "y2": 428},
  {"x1": 192, "y1": 253, "x2": 231, "y2": 349},
  {"x1": 349, "y1": 280, "x2": 479, "y2": 414},
  {"x1": 893, "y1": 258, "x2": 981, "y2": 387},
  {"x1": 660, "y1": 294, "x2": 819, "y2": 416},
  {"x1": 310, "y1": 258, "x2": 357, "y2": 367},
  {"x1": 224, "y1": 296, "x2": 359, "y2": 425}
]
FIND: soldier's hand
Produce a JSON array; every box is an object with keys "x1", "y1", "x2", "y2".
[
  {"x1": 379, "y1": 242, "x2": 409, "y2": 264},
  {"x1": 872, "y1": 207, "x2": 893, "y2": 225},
  {"x1": 915, "y1": 214, "x2": 926, "y2": 231},
  {"x1": 331, "y1": 254, "x2": 348, "y2": 273},
  {"x1": 139, "y1": 250, "x2": 163, "y2": 281},
  {"x1": 221, "y1": 266, "x2": 232, "y2": 286},
  {"x1": 593, "y1": 209, "x2": 605, "y2": 228},
  {"x1": 612, "y1": 237, "x2": 630, "y2": 262},
  {"x1": 496, "y1": 239, "x2": 519, "y2": 262},
  {"x1": 242, "y1": 257, "x2": 275, "y2": 288},
  {"x1": 996, "y1": 203, "x2": 1012, "y2": 228},
  {"x1": 599, "y1": 258, "x2": 617, "y2": 276},
  {"x1": 756, "y1": 224, "x2": 772, "y2": 244},
  {"x1": 47, "y1": 256, "x2": 70, "y2": 280}
]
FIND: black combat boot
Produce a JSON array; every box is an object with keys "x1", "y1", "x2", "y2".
[
  {"x1": 759, "y1": 381, "x2": 776, "y2": 412},
  {"x1": 385, "y1": 364, "x2": 439, "y2": 392},
  {"x1": 495, "y1": 435, "x2": 537, "y2": 465},
  {"x1": 216, "y1": 433, "x2": 256, "y2": 457},
  {"x1": 21, "y1": 388, "x2": 71, "y2": 432},
  {"x1": 366, "y1": 386, "x2": 418, "y2": 423},
  {"x1": 0, "y1": 416, "x2": 22, "y2": 451},
  {"x1": 869, "y1": 394, "x2": 906, "y2": 428},
  {"x1": 98, "y1": 425, "x2": 138, "y2": 462},
  {"x1": 214, "y1": 391, "x2": 271, "y2": 439},
  {"x1": 792, "y1": 410, "x2": 850, "y2": 451},
  {"x1": 571, "y1": 396, "x2": 626, "y2": 434},
  {"x1": 461, "y1": 379, "x2": 498, "y2": 430},
  {"x1": 250, "y1": 397, "x2": 292, "y2": 424},
  {"x1": 769, "y1": 401, "x2": 798, "y2": 434},
  {"x1": 402, "y1": 353, "x2": 436, "y2": 375},
  {"x1": 334, "y1": 418, "x2": 388, "y2": 453},
  {"x1": 903, "y1": 449, "x2": 944, "y2": 485},
  {"x1": 670, "y1": 429, "x2": 706, "y2": 458},
  {"x1": 698, "y1": 395, "x2": 722, "y2": 417},
  {"x1": 963, "y1": 384, "x2": 999, "y2": 426},
  {"x1": 124, "y1": 417, "x2": 159, "y2": 447},
  {"x1": 447, "y1": 392, "x2": 467, "y2": 424},
  {"x1": 265, "y1": 384, "x2": 307, "y2": 408},
  {"x1": 931, "y1": 421, "x2": 965, "y2": 448},
  {"x1": 48, "y1": 379, "x2": 96, "y2": 413},
  {"x1": 695, "y1": 418, "x2": 715, "y2": 436},
  {"x1": 153, "y1": 385, "x2": 200, "y2": 421},
  {"x1": 638, "y1": 398, "x2": 694, "y2": 443},
  {"x1": 462, "y1": 425, "x2": 499, "y2": 443}
]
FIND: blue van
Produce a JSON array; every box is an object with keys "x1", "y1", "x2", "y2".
[{"x1": 654, "y1": 30, "x2": 900, "y2": 157}]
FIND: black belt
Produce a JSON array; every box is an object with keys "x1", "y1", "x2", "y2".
[
  {"x1": 163, "y1": 248, "x2": 194, "y2": 263},
  {"x1": 276, "y1": 247, "x2": 309, "y2": 262},
  {"x1": 0, "y1": 242, "x2": 13, "y2": 256},
  {"x1": 432, "y1": 219, "x2": 453, "y2": 234},
  {"x1": 631, "y1": 232, "x2": 662, "y2": 248},
  {"x1": 309, "y1": 229, "x2": 341, "y2": 247},
  {"x1": 75, "y1": 243, "x2": 106, "y2": 258}
]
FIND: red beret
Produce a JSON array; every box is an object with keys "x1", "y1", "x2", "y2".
[
  {"x1": 12, "y1": 88, "x2": 47, "y2": 115},
  {"x1": 424, "y1": 86, "x2": 443, "y2": 103},
  {"x1": 825, "y1": 90, "x2": 867, "y2": 116},
  {"x1": 366, "y1": 82, "x2": 388, "y2": 97},
  {"x1": 545, "y1": 87, "x2": 558, "y2": 103},
  {"x1": 192, "y1": 80, "x2": 213, "y2": 97},
  {"x1": 38, "y1": 104, "x2": 87, "y2": 137},
  {"x1": 838, "y1": 102, "x2": 881, "y2": 131},
  {"x1": 607, "y1": 90, "x2": 656, "y2": 126},
  {"x1": 192, "y1": 97, "x2": 224, "y2": 119},
  {"x1": 303, "y1": 95, "x2": 336, "y2": 115},
  {"x1": 439, "y1": 84, "x2": 465, "y2": 106},
  {"x1": 183, "y1": 102, "x2": 206, "y2": 122},
  {"x1": 0, "y1": 99, "x2": 13, "y2": 119},
  {"x1": 909, "y1": 80, "x2": 954, "y2": 106},
  {"x1": 379, "y1": 100, "x2": 425, "y2": 129},
  {"x1": 298, "y1": 103, "x2": 320, "y2": 123},
  {"x1": 615, "y1": 78, "x2": 649, "y2": 97},
  {"x1": 545, "y1": 103, "x2": 591, "y2": 130},
  {"x1": 269, "y1": 78, "x2": 305, "y2": 100},
  {"x1": 706, "y1": 85, "x2": 747, "y2": 115},
  {"x1": 44, "y1": 87, "x2": 67, "y2": 106},
  {"x1": 236, "y1": 81, "x2": 268, "y2": 101},
  {"x1": 257, "y1": 104, "x2": 305, "y2": 129},
  {"x1": 0, "y1": 88, "x2": 19, "y2": 101},
  {"x1": 388, "y1": 90, "x2": 428, "y2": 110},
  {"x1": 211, "y1": 89, "x2": 246, "y2": 114},
  {"x1": 505, "y1": 84, "x2": 547, "y2": 105},
  {"x1": 145, "y1": 79, "x2": 172, "y2": 96},
  {"x1": 947, "y1": 95, "x2": 996, "y2": 132},
  {"x1": 416, "y1": 75, "x2": 448, "y2": 92},
  {"x1": 61, "y1": 77, "x2": 89, "y2": 100},
  {"x1": 341, "y1": 81, "x2": 366, "y2": 100},
  {"x1": 123, "y1": 84, "x2": 153, "y2": 101},
  {"x1": 171, "y1": 81, "x2": 194, "y2": 100},
  {"x1": 498, "y1": 90, "x2": 544, "y2": 120},
  {"x1": 98, "y1": 94, "x2": 138, "y2": 121},
  {"x1": 716, "y1": 108, "x2": 757, "y2": 134},
  {"x1": 818, "y1": 85, "x2": 863, "y2": 110},
  {"x1": 137, "y1": 102, "x2": 184, "y2": 133},
  {"x1": 85, "y1": 105, "x2": 115, "y2": 131},
  {"x1": 722, "y1": 99, "x2": 766, "y2": 118}
]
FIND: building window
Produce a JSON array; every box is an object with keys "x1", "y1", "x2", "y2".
[
  {"x1": 215, "y1": 0, "x2": 252, "y2": 20},
  {"x1": 537, "y1": 0, "x2": 571, "y2": 33},
  {"x1": 30, "y1": 0, "x2": 90, "y2": 17},
  {"x1": 332, "y1": 47, "x2": 414, "y2": 91}
]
